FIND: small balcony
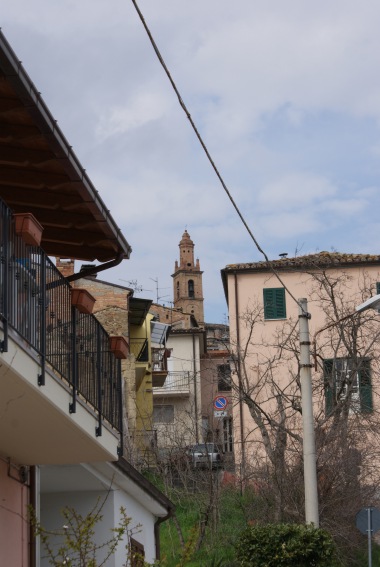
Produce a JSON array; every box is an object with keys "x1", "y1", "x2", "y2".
[
  {"x1": 152, "y1": 347, "x2": 170, "y2": 387},
  {"x1": 0, "y1": 199, "x2": 123, "y2": 464},
  {"x1": 153, "y1": 371, "x2": 191, "y2": 397}
]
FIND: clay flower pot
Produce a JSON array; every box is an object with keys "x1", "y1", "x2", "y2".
[
  {"x1": 70, "y1": 288, "x2": 96, "y2": 314},
  {"x1": 13, "y1": 213, "x2": 44, "y2": 246},
  {"x1": 109, "y1": 336, "x2": 129, "y2": 359}
]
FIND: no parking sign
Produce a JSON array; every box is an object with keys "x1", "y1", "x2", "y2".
[{"x1": 213, "y1": 396, "x2": 228, "y2": 410}]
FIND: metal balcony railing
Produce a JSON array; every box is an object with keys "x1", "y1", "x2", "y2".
[
  {"x1": 0, "y1": 198, "x2": 123, "y2": 447},
  {"x1": 152, "y1": 347, "x2": 169, "y2": 373},
  {"x1": 153, "y1": 371, "x2": 190, "y2": 393}
]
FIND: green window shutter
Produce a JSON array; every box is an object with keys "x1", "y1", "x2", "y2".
[
  {"x1": 323, "y1": 359, "x2": 334, "y2": 416},
  {"x1": 359, "y1": 359, "x2": 372, "y2": 413},
  {"x1": 263, "y1": 288, "x2": 286, "y2": 319}
]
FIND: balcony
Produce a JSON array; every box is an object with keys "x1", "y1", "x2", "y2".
[
  {"x1": 0, "y1": 199, "x2": 123, "y2": 464},
  {"x1": 153, "y1": 371, "x2": 191, "y2": 397},
  {"x1": 152, "y1": 347, "x2": 170, "y2": 388}
]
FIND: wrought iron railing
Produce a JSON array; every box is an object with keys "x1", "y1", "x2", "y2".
[{"x1": 0, "y1": 198, "x2": 123, "y2": 447}]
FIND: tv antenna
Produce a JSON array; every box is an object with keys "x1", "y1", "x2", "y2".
[
  {"x1": 150, "y1": 277, "x2": 170, "y2": 303},
  {"x1": 119, "y1": 279, "x2": 152, "y2": 294}
]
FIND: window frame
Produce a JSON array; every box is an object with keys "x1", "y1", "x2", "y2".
[
  {"x1": 323, "y1": 357, "x2": 372, "y2": 416},
  {"x1": 130, "y1": 538, "x2": 145, "y2": 567},
  {"x1": 217, "y1": 363, "x2": 232, "y2": 392},
  {"x1": 263, "y1": 288, "x2": 286, "y2": 320},
  {"x1": 188, "y1": 279, "x2": 195, "y2": 298}
]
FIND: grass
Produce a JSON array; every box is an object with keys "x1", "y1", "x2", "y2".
[
  {"x1": 145, "y1": 470, "x2": 380, "y2": 566},
  {"x1": 158, "y1": 482, "x2": 250, "y2": 567}
]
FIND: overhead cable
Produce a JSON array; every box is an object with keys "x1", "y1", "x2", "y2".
[{"x1": 130, "y1": 0, "x2": 303, "y2": 310}]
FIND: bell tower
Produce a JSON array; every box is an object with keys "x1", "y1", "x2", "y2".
[{"x1": 172, "y1": 230, "x2": 204, "y2": 325}]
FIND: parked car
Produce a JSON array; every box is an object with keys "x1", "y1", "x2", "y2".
[{"x1": 187, "y1": 443, "x2": 223, "y2": 469}]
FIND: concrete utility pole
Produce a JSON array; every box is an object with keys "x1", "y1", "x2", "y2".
[{"x1": 298, "y1": 298, "x2": 319, "y2": 527}]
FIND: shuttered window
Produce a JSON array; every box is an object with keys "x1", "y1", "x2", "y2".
[
  {"x1": 263, "y1": 288, "x2": 286, "y2": 320},
  {"x1": 323, "y1": 358, "x2": 372, "y2": 416}
]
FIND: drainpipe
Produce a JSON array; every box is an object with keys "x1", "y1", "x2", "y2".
[
  {"x1": 29, "y1": 466, "x2": 38, "y2": 567},
  {"x1": 192, "y1": 333, "x2": 199, "y2": 443},
  {"x1": 234, "y1": 272, "x2": 246, "y2": 489},
  {"x1": 65, "y1": 252, "x2": 125, "y2": 283},
  {"x1": 154, "y1": 508, "x2": 174, "y2": 561}
]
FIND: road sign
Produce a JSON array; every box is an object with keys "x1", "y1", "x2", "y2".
[
  {"x1": 356, "y1": 507, "x2": 380, "y2": 535},
  {"x1": 213, "y1": 396, "x2": 228, "y2": 410},
  {"x1": 356, "y1": 507, "x2": 380, "y2": 567},
  {"x1": 214, "y1": 410, "x2": 228, "y2": 418}
]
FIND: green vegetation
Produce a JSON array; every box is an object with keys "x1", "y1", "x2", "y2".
[
  {"x1": 159, "y1": 485, "x2": 248, "y2": 566},
  {"x1": 145, "y1": 471, "x2": 377, "y2": 567},
  {"x1": 235, "y1": 523, "x2": 338, "y2": 567}
]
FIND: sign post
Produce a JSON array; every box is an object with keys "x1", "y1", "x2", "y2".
[{"x1": 356, "y1": 507, "x2": 380, "y2": 567}]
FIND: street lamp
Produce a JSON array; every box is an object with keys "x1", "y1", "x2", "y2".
[{"x1": 356, "y1": 293, "x2": 380, "y2": 313}]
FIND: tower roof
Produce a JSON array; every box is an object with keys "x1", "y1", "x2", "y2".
[{"x1": 180, "y1": 230, "x2": 194, "y2": 246}]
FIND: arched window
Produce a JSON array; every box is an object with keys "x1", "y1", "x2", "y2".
[
  {"x1": 176, "y1": 281, "x2": 180, "y2": 298},
  {"x1": 188, "y1": 279, "x2": 194, "y2": 298}
]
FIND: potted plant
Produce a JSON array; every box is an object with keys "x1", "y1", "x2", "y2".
[
  {"x1": 70, "y1": 288, "x2": 96, "y2": 314},
  {"x1": 13, "y1": 212, "x2": 44, "y2": 246},
  {"x1": 109, "y1": 336, "x2": 129, "y2": 359}
]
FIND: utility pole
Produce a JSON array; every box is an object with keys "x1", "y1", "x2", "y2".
[{"x1": 298, "y1": 298, "x2": 319, "y2": 527}]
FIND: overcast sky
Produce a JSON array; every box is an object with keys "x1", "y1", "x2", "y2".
[{"x1": 4, "y1": 1, "x2": 380, "y2": 322}]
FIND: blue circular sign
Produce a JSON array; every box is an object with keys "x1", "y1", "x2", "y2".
[{"x1": 213, "y1": 396, "x2": 228, "y2": 410}]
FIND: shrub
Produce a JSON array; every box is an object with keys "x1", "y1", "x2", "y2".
[{"x1": 235, "y1": 523, "x2": 338, "y2": 567}]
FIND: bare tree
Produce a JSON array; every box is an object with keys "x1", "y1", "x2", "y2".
[{"x1": 230, "y1": 269, "x2": 380, "y2": 559}]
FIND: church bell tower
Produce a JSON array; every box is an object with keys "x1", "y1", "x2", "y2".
[{"x1": 172, "y1": 230, "x2": 204, "y2": 325}]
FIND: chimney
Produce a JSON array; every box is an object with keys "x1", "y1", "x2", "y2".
[
  {"x1": 80, "y1": 264, "x2": 98, "y2": 279},
  {"x1": 56, "y1": 258, "x2": 75, "y2": 278}
]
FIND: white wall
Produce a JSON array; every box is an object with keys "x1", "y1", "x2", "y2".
[{"x1": 40, "y1": 465, "x2": 159, "y2": 566}]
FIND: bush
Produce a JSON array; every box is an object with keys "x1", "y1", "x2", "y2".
[{"x1": 235, "y1": 523, "x2": 338, "y2": 567}]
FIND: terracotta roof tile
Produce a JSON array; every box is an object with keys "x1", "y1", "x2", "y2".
[{"x1": 224, "y1": 252, "x2": 380, "y2": 272}]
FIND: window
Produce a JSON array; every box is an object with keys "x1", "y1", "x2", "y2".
[
  {"x1": 217, "y1": 364, "x2": 232, "y2": 391},
  {"x1": 188, "y1": 279, "x2": 194, "y2": 298},
  {"x1": 130, "y1": 538, "x2": 145, "y2": 567},
  {"x1": 323, "y1": 358, "x2": 372, "y2": 415},
  {"x1": 263, "y1": 288, "x2": 286, "y2": 320},
  {"x1": 377, "y1": 282, "x2": 380, "y2": 295},
  {"x1": 153, "y1": 404, "x2": 174, "y2": 424},
  {"x1": 223, "y1": 417, "x2": 233, "y2": 453}
]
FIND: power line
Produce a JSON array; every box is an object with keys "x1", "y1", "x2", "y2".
[{"x1": 129, "y1": 0, "x2": 303, "y2": 311}]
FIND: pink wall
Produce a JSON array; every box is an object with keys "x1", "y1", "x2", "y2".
[
  {"x1": 0, "y1": 458, "x2": 30, "y2": 566},
  {"x1": 226, "y1": 264, "x2": 380, "y2": 466}
]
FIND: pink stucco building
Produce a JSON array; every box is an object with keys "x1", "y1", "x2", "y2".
[{"x1": 222, "y1": 252, "x2": 380, "y2": 486}]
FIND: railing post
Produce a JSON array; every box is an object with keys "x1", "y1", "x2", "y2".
[
  {"x1": 95, "y1": 324, "x2": 102, "y2": 437},
  {"x1": 37, "y1": 251, "x2": 46, "y2": 386},
  {"x1": 117, "y1": 358, "x2": 123, "y2": 456},
  {"x1": 69, "y1": 306, "x2": 77, "y2": 414},
  {"x1": 0, "y1": 207, "x2": 10, "y2": 353}
]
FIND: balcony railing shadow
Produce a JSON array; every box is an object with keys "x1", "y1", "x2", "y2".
[{"x1": 0, "y1": 198, "x2": 123, "y2": 445}]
